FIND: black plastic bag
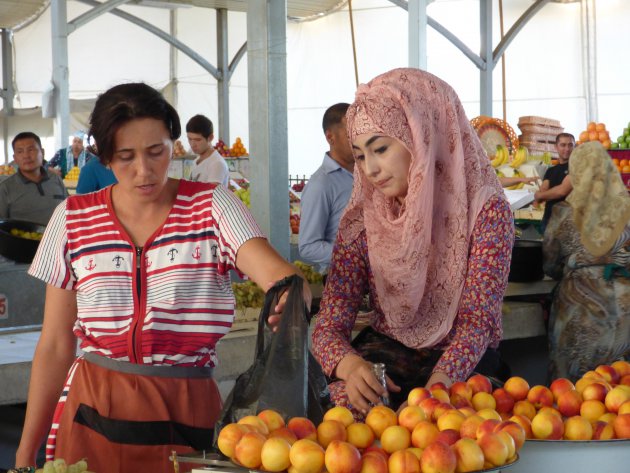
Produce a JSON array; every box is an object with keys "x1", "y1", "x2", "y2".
[{"x1": 213, "y1": 275, "x2": 332, "y2": 449}]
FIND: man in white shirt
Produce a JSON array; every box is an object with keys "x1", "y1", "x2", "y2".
[{"x1": 186, "y1": 114, "x2": 230, "y2": 186}]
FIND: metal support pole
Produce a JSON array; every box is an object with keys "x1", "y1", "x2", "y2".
[
  {"x1": 581, "y1": 0, "x2": 598, "y2": 123},
  {"x1": 217, "y1": 8, "x2": 230, "y2": 144},
  {"x1": 2, "y1": 29, "x2": 15, "y2": 163},
  {"x1": 51, "y1": 0, "x2": 70, "y2": 151},
  {"x1": 169, "y1": 9, "x2": 178, "y2": 108},
  {"x1": 408, "y1": 0, "x2": 428, "y2": 70},
  {"x1": 479, "y1": 0, "x2": 493, "y2": 117},
  {"x1": 247, "y1": 0, "x2": 289, "y2": 260}
]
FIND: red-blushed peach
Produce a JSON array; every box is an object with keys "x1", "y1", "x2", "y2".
[
  {"x1": 508, "y1": 415, "x2": 533, "y2": 439},
  {"x1": 234, "y1": 431, "x2": 267, "y2": 469},
  {"x1": 459, "y1": 415, "x2": 484, "y2": 440},
  {"x1": 418, "y1": 398, "x2": 442, "y2": 421},
  {"x1": 435, "y1": 429, "x2": 460, "y2": 447},
  {"x1": 430, "y1": 389, "x2": 451, "y2": 404},
  {"x1": 380, "y1": 425, "x2": 412, "y2": 454},
  {"x1": 549, "y1": 378, "x2": 575, "y2": 402},
  {"x1": 238, "y1": 415, "x2": 270, "y2": 435},
  {"x1": 612, "y1": 360, "x2": 630, "y2": 379},
  {"x1": 526, "y1": 385, "x2": 554, "y2": 409},
  {"x1": 360, "y1": 451, "x2": 389, "y2": 473},
  {"x1": 503, "y1": 376, "x2": 530, "y2": 402},
  {"x1": 420, "y1": 441, "x2": 456, "y2": 473},
  {"x1": 449, "y1": 382, "x2": 473, "y2": 402},
  {"x1": 605, "y1": 386, "x2": 630, "y2": 413},
  {"x1": 217, "y1": 423, "x2": 249, "y2": 458},
  {"x1": 581, "y1": 382, "x2": 610, "y2": 403},
  {"x1": 457, "y1": 407, "x2": 476, "y2": 418},
  {"x1": 347, "y1": 422, "x2": 375, "y2": 449},
  {"x1": 325, "y1": 406, "x2": 356, "y2": 428},
  {"x1": 491, "y1": 388, "x2": 515, "y2": 414},
  {"x1": 476, "y1": 432, "x2": 509, "y2": 468},
  {"x1": 592, "y1": 420, "x2": 616, "y2": 440},
  {"x1": 268, "y1": 426, "x2": 298, "y2": 445},
  {"x1": 613, "y1": 413, "x2": 630, "y2": 439},
  {"x1": 494, "y1": 430, "x2": 516, "y2": 462},
  {"x1": 531, "y1": 411, "x2": 564, "y2": 440},
  {"x1": 317, "y1": 419, "x2": 348, "y2": 448},
  {"x1": 580, "y1": 399, "x2": 607, "y2": 424},
  {"x1": 557, "y1": 389, "x2": 583, "y2": 418},
  {"x1": 512, "y1": 400, "x2": 536, "y2": 420},
  {"x1": 452, "y1": 438, "x2": 484, "y2": 473},
  {"x1": 582, "y1": 370, "x2": 607, "y2": 381},
  {"x1": 471, "y1": 392, "x2": 496, "y2": 412},
  {"x1": 619, "y1": 400, "x2": 630, "y2": 415},
  {"x1": 436, "y1": 410, "x2": 466, "y2": 432},
  {"x1": 475, "y1": 419, "x2": 501, "y2": 439},
  {"x1": 466, "y1": 374, "x2": 493, "y2": 395},
  {"x1": 575, "y1": 376, "x2": 599, "y2": 394},
  {"x1": 365, "y1": 405, "x2": 398, "y2": 439},
  {"x1": 289, "y1": 438, "x2": 326, "y2": 473},
  {"x1": 406, "y1": 448, "x2": 424, "y2": 461},
  {"x1": 325, "y1": 440, "x2": 362, "y2": 473},
  {"x1": 621, "y1": 375, "x2": 630, "y2": 387},
  {"x1": 493, "y1": 421, "x2": 526, "y2": 450},
  {"x1": 288, "y1": 417, "x2": 318, "y2": 441},
  {"x1": 364, "y1": 445, "x2": 389, "y2": 460},
  {"x1": 562, "y1": 415, "x2": 593, "y2": 441},
  {"x1": 475, "y1": 408, "x2": 501, "y2": 422},
  {"x1": 261, "y1": 436, "x2": 292, "y2": 471},
  {"x1": 432, "y1": 403, "x2": 455, "y2": 422},
  {"x1": 388, "y1": 449, "x2": 421, "y2": 473},
  {"x1": 398, "y1": 405, "x2": 427, "y2": 432},
  {"x1": 537, "y1": 406, "x2": 562, "y2": 419},
  {"x1": 599, "y1": 412, "x2": 617, "y2": 424},
  {"x1": 408, "y1": 388, "x2": 433, "y2": 406},
  {"x1": 596, "y1": 364, "x2": 621, "y2": 385},
  {"x1": 258, "y1": 409, "x2": 286, "y2": 432},
  {"x1": 411, "y1": 420, "x2": 440, "y2": 449},
  {"x1": 429, "y1": 382, "x2": 449, "y2": 392},
  {"x1": 449, "y1": 394, "x2": 472, "y2": 409}
]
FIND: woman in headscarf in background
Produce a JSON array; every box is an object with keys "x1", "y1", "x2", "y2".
[
  {"x1": 311, "y1": 68, "x2": 514, "y2": 416},
  {"x1": 544, "y1": 141, "x2": 630, "y2": 382}
]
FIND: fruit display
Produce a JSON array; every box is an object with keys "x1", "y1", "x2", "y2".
[
  {"x1": 65, "y1": 166, "x2": 80, "y2": 181},
  {"x1": 577, "y1": 122, "x2": 612, "y2": 149},
  {"x1": 491, "y1": 145, "x2": 542, "y2": 191},
  {"x1": 10, "y1": 228, "x2": 43, "y2": 241},
  {"x1": 471, "y1": 116, "x2": 519, "y2": 157},
  {"x1": 517, "y1": 116, "x2": 563, "y2": 157},
  {"x1": 290, "y1": 213, "x2": 300, "y2": 235},
  {"x1": 294, "y1": 260, "x2": 323, "y2": 285},
  {"x1": 232, "y1": 280, "x2": 265, "y2": 309},
  {"x1": 611, "y1": 123, "x2": 630, "y2": 150},
  {"x1": 292, "y1": 180, "x2": 306, "y2": 192},
  {"x1": 35, "y1": 457, "x2": 93, "y2": 473},
  {"x1": 173, "y1": 139, "x2": 188, "y2": 157},
  {"x1": 234, "y1": 188, "x2": 251, "y2": 208},
  {"x1": 0, "y1": 164, "x2": 16, "y2": 176},
  {"x1": 215, "y1": 137, "x2": 249, "y2": 158}
]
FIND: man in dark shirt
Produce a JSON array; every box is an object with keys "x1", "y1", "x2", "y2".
[{"x1": 534, "y1": 133, "x2": 575, "y2": 231}]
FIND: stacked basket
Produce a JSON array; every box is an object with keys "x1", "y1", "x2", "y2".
[{"x1": 517, "y1": 116, "x2": 564, "y2": 158}]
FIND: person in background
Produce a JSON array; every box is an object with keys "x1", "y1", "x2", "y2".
[
  {"x1": 14, "y1": 83, "x2": 309, "y2": 473},
  {"x1": 543, "y1": 141, "x2": 630, "y2": 382},
  {"x1": 298, "y1": 103, "x2": 354, "y2": 275},
  {"x1": 534, "y1": 132, "x2": 575, "y2": 230},
  {"x1": 0, "y1": 132, "x2": 68, "y2": 225},
  {"x1": 311, "y1": 68, "x2": 513, "y2": 417},
  {"x1": 186, "y1": 114, "x2": 229, "y2": 186},
  {"x1": 75, "y1": 144, "x2": 117, "y2": 194},
  {"x1": 47, "y1": 131, "x2": 97, "y2": 179}
]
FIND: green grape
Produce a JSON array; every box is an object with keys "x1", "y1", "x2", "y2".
[
  {"x1": 73, "y1": 460, "x2": 88, "y2": 473},
  {"x1": 67, "y1": 465, "x2": 79, "y2": 473},
  {"x1": 53, "y1": 458, "x2": 67, "y2": 473}
]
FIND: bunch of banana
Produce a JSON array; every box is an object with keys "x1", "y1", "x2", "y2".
[
  {"x1": 505, "y1": 182, "x2": 525, "y2": 190},
  {"x1": 510, "y1": 146, "x2": 529, "y2": 168},
  {"x1": 542, "y1": 151, "x2": 553, "y2": 165},
  {"x1": 490, "y1": 145, "x2": 509, "y2": 168}
]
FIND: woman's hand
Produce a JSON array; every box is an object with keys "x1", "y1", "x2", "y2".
[{"x1": 267, "y1": 279, "x2": 312, "y2": 331}]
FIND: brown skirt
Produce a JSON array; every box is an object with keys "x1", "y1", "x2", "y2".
[{"x1": 53, "y1": 354, "x2": 221, "y2": 473}]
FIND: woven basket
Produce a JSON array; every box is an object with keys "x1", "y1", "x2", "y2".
[
  {"x1": 470, "y1": 116, "x2": 519, "y2": 155},
  {"x1": 518, "y1": 133, "x2": 558, "y2": 144},
  {"x1": 518, "y1": 123, "x2": 564, "y2": 135},
  {"x1": 518, "y1": 115, "x2": 562, "y2": 128}
]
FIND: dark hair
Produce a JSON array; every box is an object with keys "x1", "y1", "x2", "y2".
[
  {"x1": 12, "y1": 131, "x2": 42, "y2": 151},
  {"x1": 322, "y1": 103, "x2": 350, "y2": 133},
  {"x1": 88, "y1": 83, "x2": 181, "y2": 164},
  {"x1": 555, "y1": 132, "x2": 575, "y2": 144},
  {"x1": 186, "y1": 114, "x2": 213, "y2": 138}
]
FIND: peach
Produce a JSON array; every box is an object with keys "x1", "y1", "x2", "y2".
[
  {"x1": 364, "y1": 445, "x2": 389, "y2": 459},
  {"x1": 365, "y1": 405, "x2": 398, "y2": 439},
  {"x1": 471, "y1": 392, "x2": 496, "y2": 411},
  {"x1": 459, "y1": 415, "x2": 484, "y2": 439},
  {"x1": 596, "y1": 364, "x2": 621, "y2": 385},
  {"x1": 476, "y1": 408, "x2": 501, "y2": 421},
  {"x1": 575, "y1": 376, "x2": 599, "y2": 394},
  {"x1": 592, "y1": 420, "x2": 616, "y2": 440},
  {"x1": 430, "y1": 382, "x2": 449, "y2": 392},
  {"x1": 503, "y1": 376, "x2": 530, "y2": 402},
  {"x1": 361, "y1": 451, "x2": 389, "y2": 473},
  {"x1": 258, "y1": 409, "x2": 286, "y2": 432},
  {"x1": 408, "y1": 387, "x2": 433, "y2": 406},
  {"x1": 476, "y1": 432, "x2": 509, "y2": 468},
  {"x1": 420, "y1": 441, "x2": 456, "y2": 473},
  {"x1": 599, "y1": 412, "x2": 617, "y2": 424},
  {"x1": 581, "y1": 382, "x2": 609, "y2": 403},
  {"x1": 347, "y1": 422, "x2": 375, "y2": 449},
  {"x1": 388, "y1": 449, "x2": 421, "y2": 473},
  {"x1": 317, "y1": 419, "x2": 348, "y2": 448},
  {"x1": 526, "y1": 385, "x2": 554, "y2": 409},
  {"x1": 605, "y1": 386, "x2": 630, "y2": 413},
  {"x1": 508, "y1": 415, "x2": 533, "y2": 439},
  {"x1": 436, "y1": 410, "x2": 466, "y2": 432},
  {"x1": 418, "y1": 398, "x2": 441, "y2": 421},
  {"x1": 621, "y1": 374, "x2": 630, "y2": 387},
  {"x1": 531, "y1": 411, "x2": 564, "y2": 440},
  {"x1": 449, "y1": 382, "x2": 473, "y2": 402},
  {"x1": 475, "y1": 419, "x2": 500, "y2": 439},
  {"x1": 537, "y1": 406, "x2": 562, "y2": 419},
  {"x1": 406, "y1": 447, "x2": 424, "y2": 461},
  {"x1": 261, "y1": 437, "x2": 292, "y2": 472},
  {"x1": 288, "y1": 417, "x2": 318, "y2": 441},
  {"x1": 580, "y1": 399, "x2": 607, "y2": 424},
  {"x1": 582, "y1": 369, "x2": 607, "y2": 381},
  {"x1": 268, "y1": 426, "x2": 298, "y2": 445},
  {"x1": 432, "y1": 403, "x2": 455, "y2": 422},
  {"x1": 549, "y1": 378, "x2": 575, "y2": 402},
  {"x1": 491, "y1": 388, "x2": 514, "y2": 414},
  {"x1": 457, "y1": 407, "x2": 476, "y2": 418},
  {"x1": 234, "y1": 431, "x2": 267, "y2": 469},
  {"x1": 563, "y1": 415, "x2": 593, "y2": 441},
  {"x1": 411, "y1": 421, "x2": 440, "y2": 449},
  {"x1": 512, "y1": 400, "x2": 536, "y2": 420},
  {"x1": 398, "y1": 405, "x2": 427, "y2": 432},
  {"x1": 217, "y1": 423, "x2": 249, "y2": 458},
  {"x1": 435, "y1": 429, "x2": 460, "y2": 447},
  {"x1": 325, "y1": 440, "x2": 362, "y2": 473},
  {"x1": 325, "y1": 406, "x2": 356, "y2": 428},
  {"x1": 430, "y1": 389, "x2": 451, "y2": 404},
  {"x1": 619, "y1": 400, "x2": 630, "y2": 415},
  {"x1": 238, "y1": 414, "x2": 270, "y2": 435},
  {"x1": 449, "y1": 394, "x2": 472, "y2": 409},
  {"x1": 557, "y1": 389, "x2": 583, "y2": 418},
  {"x1": 289, "y1": 439, "x2": 326, "y2": 473},
  {"x1": 381, "y1": 425, "x2": 411, "y2": 454},
  {"x1": 452, "y1": 438, "x2": 484, "y2": 473},
  {"x1": 493, "y1": 421, "x2": 526, "y2": 450},
  {"x1": 467, "y1": 374, "x2": 492, "y2": 394},
  {"x1": 613, "y1": 413, "x2": 630, "y2": 439},
  {"x1": 612, "y1": 360, "x2": 630, "y2": 379},
  {"x1": 494, "y1": 431, "x2": 515, "y2": 462}
]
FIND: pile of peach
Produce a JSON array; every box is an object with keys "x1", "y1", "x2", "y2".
[{"x1": 577, "y1": 122, "x2": 612, "y2": 149}]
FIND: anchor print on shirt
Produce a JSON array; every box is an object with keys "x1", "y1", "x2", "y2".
[
  {"x1": 192, "y1": 246, "x2": 201, "y2": 260},
  {"x1": 167, "y1": 248, "x2": 178, "y2": 262},
  {"x1": 84, "y1": 258, "x2": 96, "y2": 271},
  {"x1": 112, "y1": 255, "x2": 124, "y2": 268}
]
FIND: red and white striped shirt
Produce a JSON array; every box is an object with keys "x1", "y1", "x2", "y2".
[{"x1": 29, "y1": 180, "x2": 265, "y2": 367}]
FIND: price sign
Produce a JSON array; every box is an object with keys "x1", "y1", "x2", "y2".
[{"x1": 0, "y1": 293, "x2": 7, "y2": 319}]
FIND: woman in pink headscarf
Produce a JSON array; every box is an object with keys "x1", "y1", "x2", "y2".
[{"x1": 311, "y1": 68, "x2": 514, "y2": 416}]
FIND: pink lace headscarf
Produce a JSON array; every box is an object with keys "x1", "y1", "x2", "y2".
[{"x1": 342, "y1": 68, "x2": 503, "y2": 349}]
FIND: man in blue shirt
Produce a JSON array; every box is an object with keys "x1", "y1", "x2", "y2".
[
  {"x1": 298, "y1": 103, "x2": 354, "y2": 274},
  {"x1": 76, "y1": 151, "x2": 117, "y2": 194}
]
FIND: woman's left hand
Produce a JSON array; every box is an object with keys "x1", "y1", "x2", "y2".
[{"x1": 267, "y1": 279, "x2": 312, "y2": 331}]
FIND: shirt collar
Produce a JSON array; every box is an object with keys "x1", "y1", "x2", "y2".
[
  {"x1": 322, "y1": 152, "x2": 352, "y2": 176},
  {"x1": 17, "y1": 167, "x2": 50, "y2": 184}
]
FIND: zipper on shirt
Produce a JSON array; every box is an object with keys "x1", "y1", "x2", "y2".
[{"x1": 129, "y1": 245, "x2": 145, "y2": 363}]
